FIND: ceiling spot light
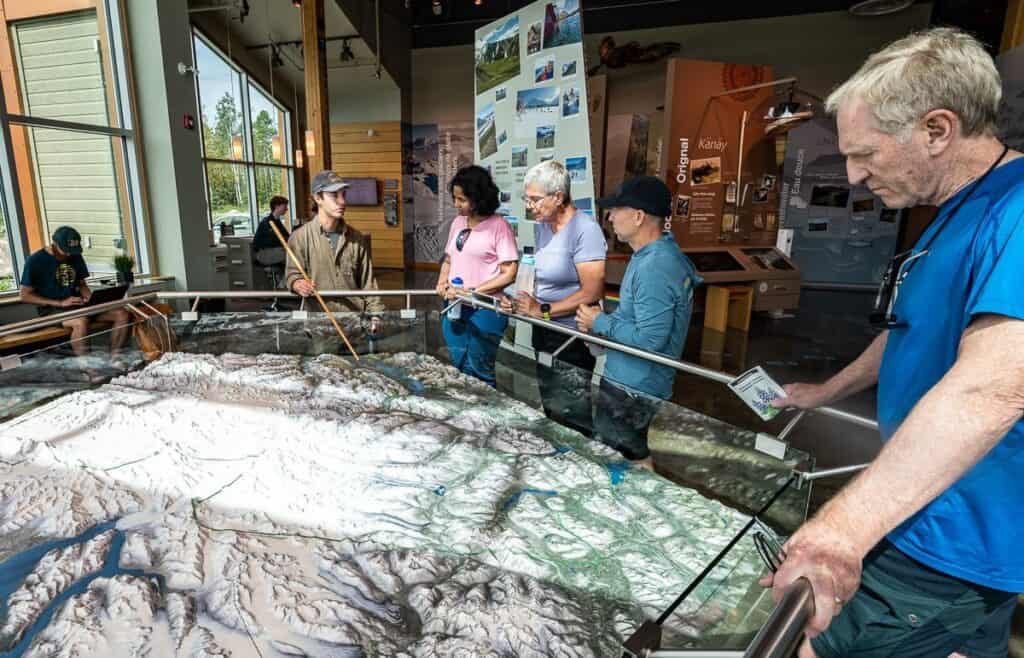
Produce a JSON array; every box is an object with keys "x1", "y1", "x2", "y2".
[{"x1": 432, "y1": 0, "x2": 442, "y2": 16}]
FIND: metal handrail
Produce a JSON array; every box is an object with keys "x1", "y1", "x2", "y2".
[
  {"x1": 0, "y1": 292, "x2": 159, "y2": 338},
  {"x1": 455, "y1": 293, "x2": 879, "y2": 432},
  {"x1": 0, "y1": 288, "x2": 879, "y2": 433},
  {"x1": 742, "y1": 578, "x2": 815, "y2": 658},
  {"x1": 155, "y1": 289, "x2": 435, "y2": 298}
]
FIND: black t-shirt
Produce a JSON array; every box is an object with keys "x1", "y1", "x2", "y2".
[
  {"x1": 253, "y1": 214, "x2": 290, "y2": 251},
  {"x1": 20, "y1": 249, "x2": 89, "y2": 301}
]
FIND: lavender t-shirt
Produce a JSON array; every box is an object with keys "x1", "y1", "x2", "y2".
[{"x1": 534, "y1": 211, "x2": 607, "y2": 326}]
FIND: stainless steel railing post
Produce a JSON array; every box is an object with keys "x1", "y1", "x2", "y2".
[{"x1": 742, "y1": 578, "x2": 815, "y2": 658}]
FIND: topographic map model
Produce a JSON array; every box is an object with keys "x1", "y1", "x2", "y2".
[{"x1": 0, "y1": 351, "x2": 765, "y2": 657}]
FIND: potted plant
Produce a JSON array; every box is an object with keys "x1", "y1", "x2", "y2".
[{"x1": 113, "y1": 253, "x2": 135, "y2": 286}]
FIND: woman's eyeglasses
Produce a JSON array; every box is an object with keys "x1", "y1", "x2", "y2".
[
  {"x1": 870, "y1": 249, "x2": 929, "y2": 328},
  {"x1": 455, "y1": 228, "x2": 472, "y2": 251},
  {"x1": 521, "y1": 194, "x2": 551, "y2": 207}
]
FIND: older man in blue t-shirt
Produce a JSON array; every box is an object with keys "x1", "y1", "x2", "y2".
[
  {"x1": 576, "y1": 176, "x2": 700, "y2": 467},
  {"x1": 763, "y1": 29, "x2": 1024, "y2": 658}
]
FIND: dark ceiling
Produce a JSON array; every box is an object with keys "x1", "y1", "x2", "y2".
[{"x1": 407, "y1": 0, "x2": 1008, "y2": 50}]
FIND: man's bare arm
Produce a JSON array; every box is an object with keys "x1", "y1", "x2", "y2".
[
  {"x1": 774, "y1": 331, "x2": 889, "y2": 409},
  {"x1": 19, "y1": 285, "x2": 80, "y2": 308},
  {"x1": 769, "y1": 315, "x2": 1024, "y2": 635},
  {"x1": 818, "y1": 314, "x2": 1024, "y2": 553}
]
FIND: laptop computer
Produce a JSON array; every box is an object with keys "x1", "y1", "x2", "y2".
[{"x1": 84, "y1": 284, "x2": 129, "y2": 307}]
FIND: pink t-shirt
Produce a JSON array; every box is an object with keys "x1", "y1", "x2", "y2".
[{"x1": 444, "y1": 215, "x2": 519, "y2": 289}]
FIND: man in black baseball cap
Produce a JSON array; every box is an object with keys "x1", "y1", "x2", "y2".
[
  {"x1": 284, "y1": 170, "x2": 385, "y2": 333},
  {"x1": 19, "y1": 225, "x2": 132, "y2": 356},
  {"x1": 575, "y1": 176, "x2": 702, "y2": 468}
]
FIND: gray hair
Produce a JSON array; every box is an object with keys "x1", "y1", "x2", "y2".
[
  {"x1": 825, "y1": 28, "x2": 1001, "y2": 140},
  {"x1": 523, "y1": 160, "x2": 572, "y2": 204}
]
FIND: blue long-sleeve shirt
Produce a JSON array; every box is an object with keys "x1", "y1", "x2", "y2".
[{"x1": 592, "y1": 234, "x2": 701, "y2": 399}]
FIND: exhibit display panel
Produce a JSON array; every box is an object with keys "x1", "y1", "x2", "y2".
[
  {"x1": 0, "y1": 297, "x2": 812, "y2": 656},
  {"x1": 473, "y1": 0, "x2": 596, "y2": 245}
]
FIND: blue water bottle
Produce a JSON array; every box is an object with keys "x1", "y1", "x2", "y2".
[{"x1": 448, "y1": 277, "x2": 464, "y2": 320}]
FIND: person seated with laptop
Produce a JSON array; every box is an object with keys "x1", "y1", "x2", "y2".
[{"x1": 19, "y1": 226, "x2": 132, "y2": 357}]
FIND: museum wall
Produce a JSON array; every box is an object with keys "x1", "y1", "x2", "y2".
[
  {"x1": 411, "y1": 6, "x2": 933, "y2": 125},
  {"x1": 329, "y1": 66, "x2": 403, "y2": 124}
]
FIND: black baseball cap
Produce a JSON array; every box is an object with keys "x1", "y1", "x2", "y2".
[
  {"x1": 598, "y1": 176, "x2": 672, "y2": 218},
  {"x1": 311, "y1": 170, "x2": 350, "y2": 195},
  {"x1": 52, "y1": 226, "x2": 83, "y2": 255}
]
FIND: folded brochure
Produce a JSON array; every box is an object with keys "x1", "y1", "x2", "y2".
[{"x1": 728, "y1": 365, "x2": 787, "y2": 421}]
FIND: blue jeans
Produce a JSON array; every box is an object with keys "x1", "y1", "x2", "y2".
[{"x1": 441, "y1": 306, "x2": 508, "y2": 387}]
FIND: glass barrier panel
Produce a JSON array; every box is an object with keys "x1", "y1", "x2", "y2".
[
  {"x1": 658, "y1": 522, "x2": 785, "y2": 651},
  {"x1": 0, "y1": 309, "x2": 164, "y2": 421},
  {"x1": 0, "y1": 304, "x2": 811, "y2": 655}
]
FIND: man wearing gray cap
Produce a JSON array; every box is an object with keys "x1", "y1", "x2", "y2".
[{"x1": 285, "y1": 171, "x2": 386, "y2": 325}]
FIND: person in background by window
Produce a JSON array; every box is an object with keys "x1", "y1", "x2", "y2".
[
  {"x1": 436, "y1": 165, "x2": 519, "y2": 386},
  {"x1": 286, "y1": 171, "x2": 384, "y2": 333},
  {"x1": 576, "y1": 176, "x2": 701, "y2": 469},
  {"x1": 500, "y1": 160, "x2": 606, "y2": 436},
  {"x1": 253, "y1": 195, "x2": 290, "y2": 267},
  {"x1": 19, "y1": 226, "x2": 131, "y2": 357}
]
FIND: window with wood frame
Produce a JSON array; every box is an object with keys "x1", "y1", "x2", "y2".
[
  {"x1": 192, "y1": 29, "x2": 296, "y2": 242},
  {"x1": 0, "y1": 0, "x2": 148, "y2": 292}
]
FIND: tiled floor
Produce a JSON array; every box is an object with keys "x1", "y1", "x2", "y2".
[{"x1": 383, "y1": 268, "x2": 1024, "y2": 656}]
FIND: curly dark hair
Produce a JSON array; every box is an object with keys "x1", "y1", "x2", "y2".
[{"x1": 449, "y1": 165, "x2": 500, "y2": 217}]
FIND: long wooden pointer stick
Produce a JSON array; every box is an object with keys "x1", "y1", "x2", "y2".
[{"x1": 269, "y1": 221, "x2": 360, "y2": 361}]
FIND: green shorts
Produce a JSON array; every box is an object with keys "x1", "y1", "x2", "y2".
[{"x1": 811, "y1": 541, "x2": 1016, "y2": 658}]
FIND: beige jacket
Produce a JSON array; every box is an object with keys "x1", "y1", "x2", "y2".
[{"x1": 284, "y1": 220, "x2": 386, "y2": 314}]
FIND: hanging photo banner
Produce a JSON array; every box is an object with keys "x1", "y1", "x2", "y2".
[{"x1": 474, "y1": 0, "x2": 595, "y2": 244}]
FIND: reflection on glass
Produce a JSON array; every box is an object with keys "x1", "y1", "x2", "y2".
[
  {"x1": 206, "y1": 162, "x2": 252, "y2": 235},
  {"x1": 0, "y1": 200, "x2": 14, "y2": 292},
  {"x1": 22, "y1": 127, "x2": 127, "y2": 274},
  {"x1": 660, "y1": 527, "x2": 782, "y2": 650},
  {"x1": 249, "y1": 83, "x2": 287, "y2": 165},
  {"x1": 254, "y1": 166, "x2": 289, "y2": 220},
  {"x1": 0, "y1": 308, "x2": 811, "y2": 652},
  {"x1": 194, "y1": 36, "x2": 245, "y2": 161},
  {"x1": 12, "y1": 10, "x2": 116, "y2": 127}
]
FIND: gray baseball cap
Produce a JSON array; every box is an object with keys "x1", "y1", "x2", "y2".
[{"x1": 311, "y1": 170, "x2": 350, "y2": 194}]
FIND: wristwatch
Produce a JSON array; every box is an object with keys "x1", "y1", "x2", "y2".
[{"x1": 540, "y1": 303, "x2": 551, "y2": 321}]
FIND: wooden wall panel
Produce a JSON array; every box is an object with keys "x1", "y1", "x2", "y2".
[{"x1": 330, "y1": 120, "x2": 404, "y2": 269}]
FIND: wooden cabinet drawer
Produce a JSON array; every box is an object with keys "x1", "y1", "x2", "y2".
[
  {"x1": 754, "y1": 278, "x2": 800, "y2": 297},
  {"x1": 753, "y1": 291, "x2": 800, "y2": 312}
]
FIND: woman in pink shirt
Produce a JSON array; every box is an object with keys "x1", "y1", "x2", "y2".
[{"x1": 435, "y1": 166, "x2": 520, "y2": 386}]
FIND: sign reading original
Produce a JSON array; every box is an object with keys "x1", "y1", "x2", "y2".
[{"x1": 676, "y1": 137, "x2": 690, "y2": 184}]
